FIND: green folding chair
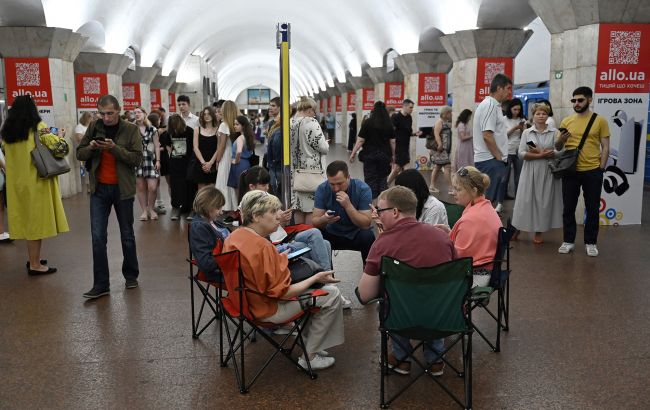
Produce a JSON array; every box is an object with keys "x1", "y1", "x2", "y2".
[
  {"x1": 359, "y1": 256, "x2": 474, "y2": 409},
  {"x1": 442, "y1": 200, "x2": 464, "y2": 228}
]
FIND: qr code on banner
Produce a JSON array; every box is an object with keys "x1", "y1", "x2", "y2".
[
  {"x1": 123, "y1": 86, "x2": 135, "y2": 100},
  {"x1": 608, "y1": 30, "x2": 641, "y2": 65},
  {"x1": 424, "y1": 76, "x2": 440, "y2": 93},
  {"x1": 16, "y1": 63, "x2": 41, "y2": 87},
  {"x1": 388, "y1": 84, "x2": 402, "y2": 98},
  {"x1": 83, "y1": 77, "x2": 101, "y2": 95},
  {"x1": 367, "y1": 91, "x2": 375, "y2": 101},
  {"x1": 484, "y1": 62, "x2": 505, "y2": 84}
]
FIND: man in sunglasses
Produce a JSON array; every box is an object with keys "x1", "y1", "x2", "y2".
[
  {"x1": 77, "y1": 94, "x2": 143, "y2": 298},
  {"x1": 555, "y1": 86, "x2": 610, "y2": 257}
]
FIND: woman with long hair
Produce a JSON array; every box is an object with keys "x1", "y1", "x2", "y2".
[
  {"x1": 0, "y1": 95, "x2": 69, "y2": 275},
  {"x1": 191, "y1": 106, "x2": 219, "y2": 191},
  {"x1": 429, "y1": 106, "x2": 453, "y2": 194},
  {"x1": 454, "y1": 109, "x2": 474, "y2": 170},
  {"x1": 134, "y1": 106, "x2": 160, "y2": 221},
  {"x1": 227, "y1": 115, "x2": 255, "y2": 200},
  {"x1": 349, "y1": 101, "x2": 394, "y2": 201},
  {"x1": 394, "y1": 169, "x2": 448, "y2": 226},
  {"x1": 495, "y1": 98, "x2": 526, "y2": 213},
  {"x1": 214, "y1": 100, "x2": 239, "y2": 212}
]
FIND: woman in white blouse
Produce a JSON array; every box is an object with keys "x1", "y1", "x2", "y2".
[{"x1": 395, "y1": 169, "x2": 448, "y2": 226}]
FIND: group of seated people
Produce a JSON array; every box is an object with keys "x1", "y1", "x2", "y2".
[{"x1": 189, "y1": 160, "x2": 502, "y2": 372}]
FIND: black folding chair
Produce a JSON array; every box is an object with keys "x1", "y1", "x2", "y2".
[{"x1": 470, "y1": 219, "x2": 517, "y2": 352}]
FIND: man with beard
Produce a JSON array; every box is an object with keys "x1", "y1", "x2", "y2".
[{"x1": 555, "y1": 86, "x2": 610, "y2": 257}]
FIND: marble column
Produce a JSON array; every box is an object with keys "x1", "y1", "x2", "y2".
[
  {"x1": 74, "y1": 52, "x2": 132, "y2": 102},
  {"x1": 348, "y1": 72, "x2": 374, "y2": 135},
  {"x1": 122, "y1": 66, "x2": 159, "y2": 112},
  {"x1": 335, "y1": 80, "x2": 355, "y2": 147},
  {"x1": 151, "y1": 74, "x2": 176, "y2": 112},
  {"x1": 0, "y1": 26, "x2": 86, "y2": 197},
  {"x1": 366, "y1": 66, "x2": 404, "y2": 109},
  {"x1": 325, "y1": 86, "x2": 341, "y2": 144}
]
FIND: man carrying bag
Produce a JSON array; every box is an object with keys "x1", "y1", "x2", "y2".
[{"x1": 555, "y1": 86, "x2": 610, "y2": 257}]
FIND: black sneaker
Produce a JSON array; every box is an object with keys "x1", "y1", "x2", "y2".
[
  {"x1": 83, "y1": 287, "x2": 110, "y2": 299},
  {"x1": 125, "y1": 279, "x2": 139, "y2": 289}
]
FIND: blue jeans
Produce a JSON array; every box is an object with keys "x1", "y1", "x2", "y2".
[
  {"x1": 496, "y1": 154, "x2": 522, "y2": 203},
  {"x1": 391, "y1": 334, "x2": 445, "y2": 364},
  {"x1": 475, "y1": 158, "x2": 507, "y2": 202},
  {"x1": 269, "y1": 167, "x2": 282, "y2": 197},
  {"x1": 294, "y1": 228, "x2": 332, "y2": 270},
  {"x1": 90, "y1": 184, "x2": 139, "y2": 290}
]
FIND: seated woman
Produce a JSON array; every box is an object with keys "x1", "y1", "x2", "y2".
[
  {"x1": 223, "y1": 190, "x2": 344, "y2": 370},
  {"x1": 394, "y1": 169, "x2": 448, "y2": 226},
  {"x1": 188, "y1": 186, "x2": 230, "y2": 282},
  {"x1": 437, "y1": 166, "x2": 502, "y2": 287}
]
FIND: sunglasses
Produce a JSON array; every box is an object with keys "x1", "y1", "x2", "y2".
[
  {"x1": 457, "y1": 167, "x2": 469, "y2": 177},
  {"x1": 570, "y1": 98, "x2": 586, "y2": 104}
]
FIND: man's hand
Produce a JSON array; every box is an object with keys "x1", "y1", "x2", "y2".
[
  {"x1": 335, "y1": 191, "x2": 351, "y2": 209},
  {"x1": 92, "y1": 139, "x2": 116, "y2": 150},
  {"x1": 321, "y1": 213, "x2": 341, "y2": 225}
]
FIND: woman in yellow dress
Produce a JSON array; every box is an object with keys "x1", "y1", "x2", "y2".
[{"x1": 0, "y1": 96, "x2": 69, "y2": 275}]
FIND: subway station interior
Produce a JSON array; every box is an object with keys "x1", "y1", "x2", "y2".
[{"x1": 0, "y1": 0, "x2": 649, "y2": 408}]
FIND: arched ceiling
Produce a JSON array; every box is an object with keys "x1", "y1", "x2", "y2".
[{"x1": 2, "y1": 1, "x2": 538, "y2": 100}]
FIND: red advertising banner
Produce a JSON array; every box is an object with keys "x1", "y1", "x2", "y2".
[
  {"x1": 595, "y1": 23, "x2": 650, "y2": 93},
  {"x1": 335, "y1": 95, "x2": 342, "y2": 112},
  {"x1": 75, "y1": 73, "x2": 108, "y2": 109},
  {"x1": 475, "y1": 58, "x2": 513, "y2": 103},
  {"x1": 384, "y1": 82, "x2": 404, "y2": 107},
  {"x1": 324, "y1": 98, "x2": 330, "y2": 113},
  {"x1": 122, "y1": 83, "x2": 141, "y2": 110},
  {"x1": 347, "y1": 92, "x2": 356, "y2": 112},
  {"x1": 418, "y1": 73, "x2": 446, "y2": 106},
  {"x1": 362, "y1": 88, "x2": 375, "y2": 110},
  {"x1": 169, "y1": 92, "x2": 176, "y2": 113},
  {"x1": 151, "y1": 88, "x2": 162, "y2": 111},
  {"x1": 4, "y1": 57, "x2": 53, "y2": 106}
]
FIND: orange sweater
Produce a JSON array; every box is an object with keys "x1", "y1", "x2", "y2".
[
  {"x1": 223, "y1": 228, "x2": 291, "y2": 319},
  {"x1": 450, "y1": 197, "x2": 502, "y2": 267}
]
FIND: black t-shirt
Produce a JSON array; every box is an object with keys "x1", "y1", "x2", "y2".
[
  {"x1": 103, "y1": 123, "x2": 119, "y2": 140},
  {"x1": 160, "y1": 126, "x2": 194, "y2": 159},
  {"x1": 392, "y1": 112, "x2": 412, "y2": 147},
  {"x1": 358, "y1": 121, "x2": 394, "y2": 156}
]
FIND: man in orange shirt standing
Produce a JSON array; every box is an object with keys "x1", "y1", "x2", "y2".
[{"x1": 77, "y1": 95, "x2": 143, "y2": 299}]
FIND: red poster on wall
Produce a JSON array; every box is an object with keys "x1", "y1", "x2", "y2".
[
  {"x1": 151, "y1": 88, "x2": 162, "y2": 111},
  {"x1": 362, "y1": 88, "x2": 375, "y2": 110},
  {"x1": 335, "y1": 95, "x2": 342, "y2": 112},
  {"x1": 595, "y1": 23, "x2": 650, "y2": 93},
  {"x1": 122, "y1": 83, "x2": 141, "y2": 110},
  {"x1": 4, "y1": 57, "x2": 53, "y2": 106},
  {"x1": 169, "y1": 92, "x2": 176, "y2": 113},
  {"x1": 475, "y1": 58, "x2": 513, "y2": 102},
  {"x1": 324, "y1": 98, "x2": 330, "y2": 113},
  {"x1": 347, "y1": 92, "x2": 356, "y2": 111},
  {"x1": 418, "y1": 73, "x2": 446, "y2": 106},
  {"x1": 75, "y1": 73, "x2": 108, "y2": 109},
  {"x1": 384, "y1": 82, "x2": 404, "y2": 107}
]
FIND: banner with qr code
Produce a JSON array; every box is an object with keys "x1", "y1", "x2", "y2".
[
  {"x1": 169, "y1": 92, "x2": 177, "y2": 113},
  {"x1": 418, "y1": 73, "x2": 446, "y2": 107},
  {"x1": 475, "y1": 58, "x2": 513, "y2": 103},
  {"x1": 75, "y1": 73, "x2": 108, "y2": 109},
  {"x1": 4, "y1": 58, "x2": 55, "y2": 126},
  {"x1": 362, "y1": 88, "x2": 374, "y2": 110},
  {"x1": 347, "y1": 92, "x2": 356, "y2": 112},
  {"x1": 151, "y1": 89, "x2": 162, "y2": 111},
  {"x1": 593, "y1": 23, "x2": 649, "y2": 225},
  {"x1": 122, "y1": 83, "x2": 141, "y2": 111},
  {"x1": 384, "y1": 82, "x2": 404, "y2": 108}
]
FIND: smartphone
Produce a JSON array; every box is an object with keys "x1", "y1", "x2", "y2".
[
  {"x1": 558, "y1": 127, "x2": 568, "y2": 133},
  {"x1": 94, "y1": 136, "x2": 106, "y2": 142},
  {"x1": 526, "y1": 140, "x2": 537, "y2": 148},
  {"x1": 50, "y1": 127, "x2": 59, "y2": 134},
  {"x1": 326, "y1": 210, "x2": 337, "y2": 216}
]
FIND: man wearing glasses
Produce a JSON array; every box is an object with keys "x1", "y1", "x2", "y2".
[
  {"x1": 555, "y1": 86, "x2": 610, "y2": 257},
  {"x1": 77, "y1": 95, "x2": 143, "y2": 299}
]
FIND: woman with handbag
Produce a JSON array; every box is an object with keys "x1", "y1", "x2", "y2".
[
  {"x1": 349, "y1": 101, "x2": 395, "y2": 200},
  {"x1": 0, "y1": 95, "x2": 69, "y2": 275},
  {"x1": 290, "y1": 96, "x2": 329, "y2": 224},
  {"x1": 428, "y1": 106, "x2": 453, "y2": 194},
  {"x1": 133, "y1": 106, "x2": 160, "y2": 221}
]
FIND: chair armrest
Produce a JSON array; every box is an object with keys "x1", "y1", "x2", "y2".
[
  {"x1": 279, "y1": 289, "x2": 329, "y2": 302},
  {"x1": 354, "y1": 287, "x2": 382, "y2": 305},
  {"x1": 471, "y1": 286, "x2": 493, "y2": 301}
]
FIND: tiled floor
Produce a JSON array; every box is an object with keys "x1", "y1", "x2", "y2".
[{"x1": 1, "y1": 143, "x2": 649, "y2": 409}]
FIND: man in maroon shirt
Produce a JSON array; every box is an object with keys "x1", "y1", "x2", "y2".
[{"x1": 357, "y1": 186, "x2": 456, "y2": 376}]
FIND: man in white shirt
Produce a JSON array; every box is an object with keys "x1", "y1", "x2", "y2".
[
  {"x1": 472, "y1": 73, "x2": 512, "y2": 202},
  {"x1": 177, "y1": 95, "x2": 199, "y2": 130}
]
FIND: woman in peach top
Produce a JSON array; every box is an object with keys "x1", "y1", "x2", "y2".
[
  {"x1": 223, "y1": 190, "x2": 344, "y2": 370},
  {"x1": 437, "y1": 166, "x2": 502, "y2": 287}
]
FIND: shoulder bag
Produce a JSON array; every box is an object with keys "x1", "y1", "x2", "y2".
[
  {"x1": 293, "y1": 118, "x2": 325, "y2": 193},
  {"x1": 31, "y1": 130, "x2": 71, "y2": 178},
  {"x1": 549, "y1": 113, "x2": 597, "y2": 179}
]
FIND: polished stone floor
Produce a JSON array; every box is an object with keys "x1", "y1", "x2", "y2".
[{"x1": 1, "y1": 143, "x2": 649, "y2": 409}]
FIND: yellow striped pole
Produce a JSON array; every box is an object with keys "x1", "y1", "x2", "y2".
[{"x1": 277, "y1": 23, "x2": 291, "y2": 207}]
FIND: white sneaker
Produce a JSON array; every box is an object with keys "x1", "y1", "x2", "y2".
[
  {"x1": 341, "y1": 295, "x2": 352, "y2": 310},
  {"x1": 298, "y1": 354, "x2": 335, "y2": 370},
  {"x1": 585, "y1": 244, "x2": 599, "y2": 257},
  {"x1": 0, "y1": 232, "x2": 9, "y2": 240},
  {"x1": 558, "y1": 242, "x2": 575, "y2": 254},
  {"x1": 494, "y1": 203, "x2": 503, "y2": 213},
  {"x1": 316, "y1": 350, "x2": 330, "y2": 357}
]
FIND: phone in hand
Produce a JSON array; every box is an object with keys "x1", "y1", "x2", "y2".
[
  {"x1": 50, "y1": 127, "x2": 59, "y2": 134},
  {"x1": 93, "y1": 136, "x2": 106, "y2": 142},
  {"x1": 326, "y1": 210, "x2": 337, "y2": 216},
  {"x1": 526, "y1": 140, "x2": 537, "y2": 148},
  {"x1": 558, "y1": 127, "x2": 568, "y2": 133}
]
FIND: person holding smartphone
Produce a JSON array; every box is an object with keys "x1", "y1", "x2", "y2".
[
  {"x1": 511, "y1": 103, "x2": 562, "y2": 244},
  {"x1": 495, "y1": 98, "x2": 526, "y2": 213}
]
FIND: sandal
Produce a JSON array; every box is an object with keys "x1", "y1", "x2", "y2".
[
  {"x1": 139, "y1": 212, "x2": 149, "y2": 221},
  {"x1": 149, "y1": 210, "x2": 158, "y2": 220},
  {"x1": 533, "y1": 233, "x2": 543, "y2": 244}
]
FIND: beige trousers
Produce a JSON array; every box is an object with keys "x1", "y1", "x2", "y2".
[{"x1": 265, "y1": 285, "x2": 345, "y2": 355}]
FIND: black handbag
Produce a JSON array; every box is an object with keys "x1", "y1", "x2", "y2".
[
  {"x1": 289, "y1": 256, "x2": 324, "y2": 288},
  {"x1": 549, "y1": 113, "x2": 597, "y2": 179}
]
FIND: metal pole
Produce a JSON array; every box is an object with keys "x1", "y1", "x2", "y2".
[{"x1": 276, "y1": 23, "x2": 291, "y2": 208}]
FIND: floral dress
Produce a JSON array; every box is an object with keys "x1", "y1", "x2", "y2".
[
  {"x1": 136, "y1": 125, "x2": 159, "y2": 178},
  {"x1": 431, "y1": 120, "x2": 451, "y2": 165},
  {"x1": 289, "y1": 116, "x2": 329, "y2": 211}
]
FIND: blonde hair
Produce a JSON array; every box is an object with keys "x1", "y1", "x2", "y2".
[
  {"x1": 192, "y1": 186, "x2": 225, "y2": 218},
  {"x1": 440, "y1": 106, "x2": 452, "y2": 120},
  {"x1": 240, "y1": 190, "x2": 282, "y2": 226},
  {"x1": 79, "y1": 112, "x2": 93, "y2": 126},
  {"x1": 221, "y1": 100, "x2": 239, "y2": 134},
  {"x1": 531, "y1": 103, "x2": 551, "y2": 115},
  {"x1": 453, "y1": 166, "x2": 490, "y2": 197},
  {"x1": 378, "y1": 186, "x2": 417, "y2": 215},
  {"x1": 296, "y1": 96, "x2": 317, "y2": 112}
]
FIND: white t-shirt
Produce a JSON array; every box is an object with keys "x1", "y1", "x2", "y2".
[
  {"x1": 182, "y1": 112, "x2": 200, "y2": 130},
  {"x1": 546, "y1": 116, "x2": 556, "y2": 129},
  {"x1": 472, "y1": 96, "x2": 508, "y2": 163},
  {"x1": 218, "y1": 122, "x2": 230, "y2": 135},
  {"x1": 74, "y1": 123, "x2": 88, "y2": 135},
  {"x1": 504, "y1": 117, "x2": 523, "y2": 155}
]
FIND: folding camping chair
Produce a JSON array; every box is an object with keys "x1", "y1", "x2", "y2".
[
  {"x1": 358, "y1": 256, "x2": 474, "y2": 409},
  {"x1": 470, "y1": 219, "x2": 517, "y2": 352},
  {"x1": 215, "y1": 249, "x2": 330, "y2": 394},
  {"x1": 187, "y1": 226, "x2": 223, "y2": 339},
  {"x1": 441, "y1": 200, "x2": 464, "y2": 228}
]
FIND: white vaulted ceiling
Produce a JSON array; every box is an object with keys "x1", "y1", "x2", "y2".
[{"x1": 2, "y1": 0, "x2": 537, "y2": 99}]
